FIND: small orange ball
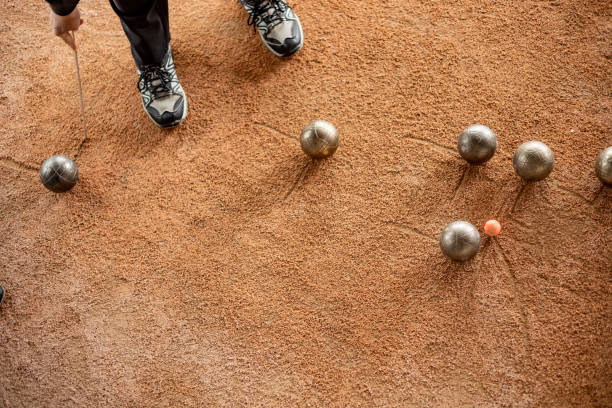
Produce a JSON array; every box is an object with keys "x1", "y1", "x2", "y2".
[{"x1": 484, "y1": 219, "x2": 502, "y2": 236}]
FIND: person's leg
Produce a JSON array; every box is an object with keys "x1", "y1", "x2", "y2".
[
  {"x1": 239, "y1": 0, "x2": 303, "y2": 58},
  {"x1": 110, "y1": 0, "x2": 170, "y2": 68},
  {"x1": 109, "y1": 0, "x2": 187, "y2": 128}
]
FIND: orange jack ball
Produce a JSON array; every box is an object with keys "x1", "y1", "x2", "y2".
[{"x1": 484, "y1": 220, "x2": 502, "y2": 236}]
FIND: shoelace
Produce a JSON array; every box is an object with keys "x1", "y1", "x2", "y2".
[
  {"x1": 247, "y1": 0, "x2": 289, "y2": 30},
  {"x1": 137, "y1": 66, "x2": 174, "y2": 99}
]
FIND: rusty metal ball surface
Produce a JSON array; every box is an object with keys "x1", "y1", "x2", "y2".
[
  {"x1": 595, "y1": 146, "x2": 612, "y2": 186},
  {"x1": 439, "y1": 221, "x2": 481, "y2": 262},
  {"x1": 513, "y1": 141, "x2": 554, "y2": 181},
  {"x1": 300, "y1": 120, "x2": 339, "y2": 159},
  {"x1": 457, "y1": 124, "x2": 497, "y2": 164},
  {"x1": 40, "y1": 154, "x2": 78, "y2": 193}
]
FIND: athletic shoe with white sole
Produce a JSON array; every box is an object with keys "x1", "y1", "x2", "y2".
[
  {"x1": 239, "y1": 0, "x2": 303, "y2": 57},
  {"x1": 137, "y1": 46, "x2": 188, "y2": 128}
]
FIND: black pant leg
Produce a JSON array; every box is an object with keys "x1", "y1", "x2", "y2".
[{"x1": 109, "y1": 0, "x2": 170, "y2": 68}]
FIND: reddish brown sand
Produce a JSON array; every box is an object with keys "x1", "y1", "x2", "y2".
[{"x1": 1, "y1": 0, "x2": 611, "y2": 406}]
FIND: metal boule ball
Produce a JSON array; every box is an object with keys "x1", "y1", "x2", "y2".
[
  {"x1": 439, "y1": 221, "x2": 481, "y2": 262},
  {"x1": 513, "y1": 141, "x2": 554, "y2": 181},
  {"x1": 595, "y1": 146, "x2": 612, "y2": 186},
  {"x1": 300, "y1": 120, "x2": 339, "y2": 159},
  {"x1": 457, "y1": 124, "x2": 497, "y2": 164},
  {"x1": 40, "y1": 154, "x2": 79, "y2": 193}
]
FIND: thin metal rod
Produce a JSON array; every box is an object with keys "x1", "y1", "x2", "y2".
[{"x1": 72, "y1": 31, "x2": 87, "y2": 157}]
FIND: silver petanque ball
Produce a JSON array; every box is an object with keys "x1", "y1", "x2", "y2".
[
  {"x1": 595, "y1": 146, "x2": 612, "y2": 186},
  {"x1": 300, "y1": 120, "x2": 339, "y2": 159},
  {"x1": 439, "y1": 221, "x2": 481, "y2": 262},
  {"x1": 513, "y1": 141, "x2": 554, "y2": 181},
  {"x1": 457, "y1": 124, "x2": 497, "y2": 164},
  {"x1": 40, "y1": 154, "x2": 79, "y2": 193}
]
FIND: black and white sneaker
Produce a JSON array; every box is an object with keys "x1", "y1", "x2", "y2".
[
  {"x1": 137, "y1": 46, "x2": 188, "y2": 128},
  {"x1": 240, "y1": 0, "x2": 303, "y2": 58},
  {"x1": 0, "y1": 285, "x2": 4, "y2": 306}
]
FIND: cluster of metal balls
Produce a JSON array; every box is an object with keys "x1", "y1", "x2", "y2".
[
  {"x1": 38, "y1": 121, "x2": 611, "y2": 264},
  {"x1": 458, "y1": 124, "x2": 557, "y2": 181},
  {"x1": 440, "y1": 124, "x2": 611, "y2": 262}
]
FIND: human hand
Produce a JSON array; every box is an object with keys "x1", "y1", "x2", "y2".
[{"x1": 50, "y1": 7, "x2": 83, "y2": 50}]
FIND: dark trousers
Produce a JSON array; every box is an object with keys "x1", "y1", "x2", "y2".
[{"x1": 109, "y1": 0, "x2": 170, "y2": 68}]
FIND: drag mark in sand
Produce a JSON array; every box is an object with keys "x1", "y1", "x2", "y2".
[
  {"x1": 405, "y1": 135, "x2": 457, "y2": 157},
  {"x1": 510, "y1": 184, "x2": 527, "y2": 214},
  {"x1": 0, "y1": 156, "x2": 38, "y2": 173},
  {"x1": 452, "y1": 166, "x2": 469, "y2": 200},
  {"x1": 550, "y1": 180, "x2": 591, "y2": 204},
  {"x1": 591, "y1": 184, "x2": 605, "y2": 203},
  {"x1": 495, "y1": 239, "x2": 532, "y2": 354},
  {"x1": 74, "y1": 134, "x2": 88, "y2": 159},
  {"x1": 506, "y1": 217, "x2": 539, "y2": 236},
  {"x1": 510, "y1": 180, "x2": 597, "y2": 213},
  {"x1": 255, "y1": 122, "x2": 297, "y2": 142},
  {"x1": 494, "y1": 191, "x2": 510, "y2": 219},
  {"x1": 404, "y1": 134, "x2": 471, "y2": 201},
  {"x1": 461, "y1": 239, "x2": 490, "y2": 314},
  {"x1": 284, "y1": 162, "x2": 310, "y2": 201},
  {"x1": 386, "y1": 222, "x2": 436, "y2": 242}
]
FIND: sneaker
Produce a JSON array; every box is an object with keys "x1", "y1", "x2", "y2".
[
  {"x1": 0, "y1": 285, "x2": 4, "y2": 305},
  {"x1": 240, "y1": 0, "x2": 303, "y2": 58},
  {"x1": 137, "y1": 46, "x2": 188, "y2": 128}
]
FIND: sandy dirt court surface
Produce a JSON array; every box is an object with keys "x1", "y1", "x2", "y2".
[{"x1": 1, "y1": 0, "x2": 611, "y2": 406}]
